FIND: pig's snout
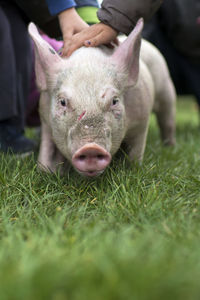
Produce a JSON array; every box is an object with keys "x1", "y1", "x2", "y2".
[{"x1": 72, "y1": 143, "x2": 111, "y2": 177}]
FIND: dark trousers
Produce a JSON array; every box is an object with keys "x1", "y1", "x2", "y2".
[
  {"x1": 0, "y1": 0, "x2": 32, "y2": 131},
  {"x1": 143, "y1": 22, "x2": 200, "y2": 107}
]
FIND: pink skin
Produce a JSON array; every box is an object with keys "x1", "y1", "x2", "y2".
[{"x1": 72, "y1": 143, "x2": 111, "y2": 177}]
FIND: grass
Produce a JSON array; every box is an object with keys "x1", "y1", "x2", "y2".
[{"x1": 0, "y1": 96, "x2": 200, "y2": 300}]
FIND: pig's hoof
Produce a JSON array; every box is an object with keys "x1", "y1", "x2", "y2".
[
  {"x1": 37, "y1": 160, "x2": 68, "y2": 175},
  {"x1": 163, "y1": 138, "x2": 176, "y2": 146},
  {"x1": 37, "y1": 161, "x2": 56, "y2": 173}
]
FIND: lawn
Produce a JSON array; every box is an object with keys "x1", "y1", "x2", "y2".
[{"x1": 0, "y1": 96, "x2": 200, "y2": 300}]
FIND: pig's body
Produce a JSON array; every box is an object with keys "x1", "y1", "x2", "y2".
[
  {"x1": 29, "y1": 19, "x2": 176, "y2": 177},
  {"x1": 140, "y1": 39, "x2": 176, "y2": 145}
]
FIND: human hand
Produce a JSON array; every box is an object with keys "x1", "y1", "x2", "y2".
[
  {"x1": 58, "y1": 7, "x2": 89, "y2": 57},
  {"x1": 61, "y1": 22, "x2": 119, "y2": 57}
]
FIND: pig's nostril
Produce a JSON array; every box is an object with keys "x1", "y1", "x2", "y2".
[
  {"x1": 79, "y1": 155, "x2": 86, "y2": 161},
  {"x1": 97, "y1": 154, "x2": 105, "y2": 160}
]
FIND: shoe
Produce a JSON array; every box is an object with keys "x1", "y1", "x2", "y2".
[{"x1": 0, "y1": 125, "x2": 36, "y2": 156}]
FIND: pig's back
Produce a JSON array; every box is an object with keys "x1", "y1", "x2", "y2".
[{"x1": 140, "y1": 39, "x2": 172, "y2": 96}]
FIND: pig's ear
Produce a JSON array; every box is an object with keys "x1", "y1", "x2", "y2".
[
  {"x1": 28, "y1": 22, "x2": 62, "y2": 91},
  {"x1": 111, "y1": 18, "x2": 144, "y2": 87}
]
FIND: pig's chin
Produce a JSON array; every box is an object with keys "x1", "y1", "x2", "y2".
[{"x1": 75, "y1": 168, "x2": 105, "y2": 178}]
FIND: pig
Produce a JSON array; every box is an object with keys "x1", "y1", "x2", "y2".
[{"x1": 28, "y1": 19, "x2": 176, "y2": 177}]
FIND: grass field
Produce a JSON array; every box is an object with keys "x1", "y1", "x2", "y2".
[{"x1": 0, "y1": 96, "x2": 200, "y2": 300}]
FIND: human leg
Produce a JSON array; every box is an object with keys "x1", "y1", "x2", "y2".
[
  {"x1": 0, "y1": 4, "x2": 17, "y2": 120},
  {"x1": 0, "y1": 1, "x2": 35, "y2": 154}
]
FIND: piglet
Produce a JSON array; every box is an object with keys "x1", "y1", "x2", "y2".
[{"x1": 28, "y1": 19, "x2": 176, "y2": 177}]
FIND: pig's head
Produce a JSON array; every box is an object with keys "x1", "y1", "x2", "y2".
[{"x1": 28, "y1": 19, "x2": 143, "y2": 177}]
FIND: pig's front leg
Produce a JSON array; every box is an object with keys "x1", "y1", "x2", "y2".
[
  {"x1": 38, "y1": 121, "x2": 65, "y2": 173},
  {"x1": 124, "y1": 124, "x2": 149, "y2": 162}
]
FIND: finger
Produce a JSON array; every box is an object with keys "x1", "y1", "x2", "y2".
[
  {"x1": 84, "y1": 40, "x2": 92, "y2": 47},
  {"x1": 65, "y1": 37, "x2": 86, "y2": 57},
  {"x1": 105, "y1": 43, "x2": 115, "y2": 49},
  {"x1": 64, "y1": 30, "x2": 99, "y2": 57},
  {"x1": 83, "y1": 31, "x2": 113, "y2": 47},
  {"x1": 114, "y1": 37, "x2": 119, "y2": 46},
  {"x1": 57, "y1": 47, "x2": 63, "y2": 56},
  {"x1": 84, "y1": 33, "x2": 106, "y2": 47},
  {"x1": 61, "y1": 31, "x2": 74, "y2": 57}
]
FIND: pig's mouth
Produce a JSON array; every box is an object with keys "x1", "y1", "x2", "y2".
[{"x1": 75, "y1": 168, "x2": 105, "y2": 178}]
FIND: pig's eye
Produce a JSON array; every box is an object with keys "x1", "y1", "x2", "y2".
[
  {"x1": 60, "y1": 98, "x2": 67, "y2": 107},
  {"x1": 112, "y1": 97, "x2": 119, "y2": 106}
]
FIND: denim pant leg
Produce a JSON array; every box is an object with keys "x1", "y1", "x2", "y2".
[{"x1": 0, "y1": 1, "x2": 32, "y2": 131}]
